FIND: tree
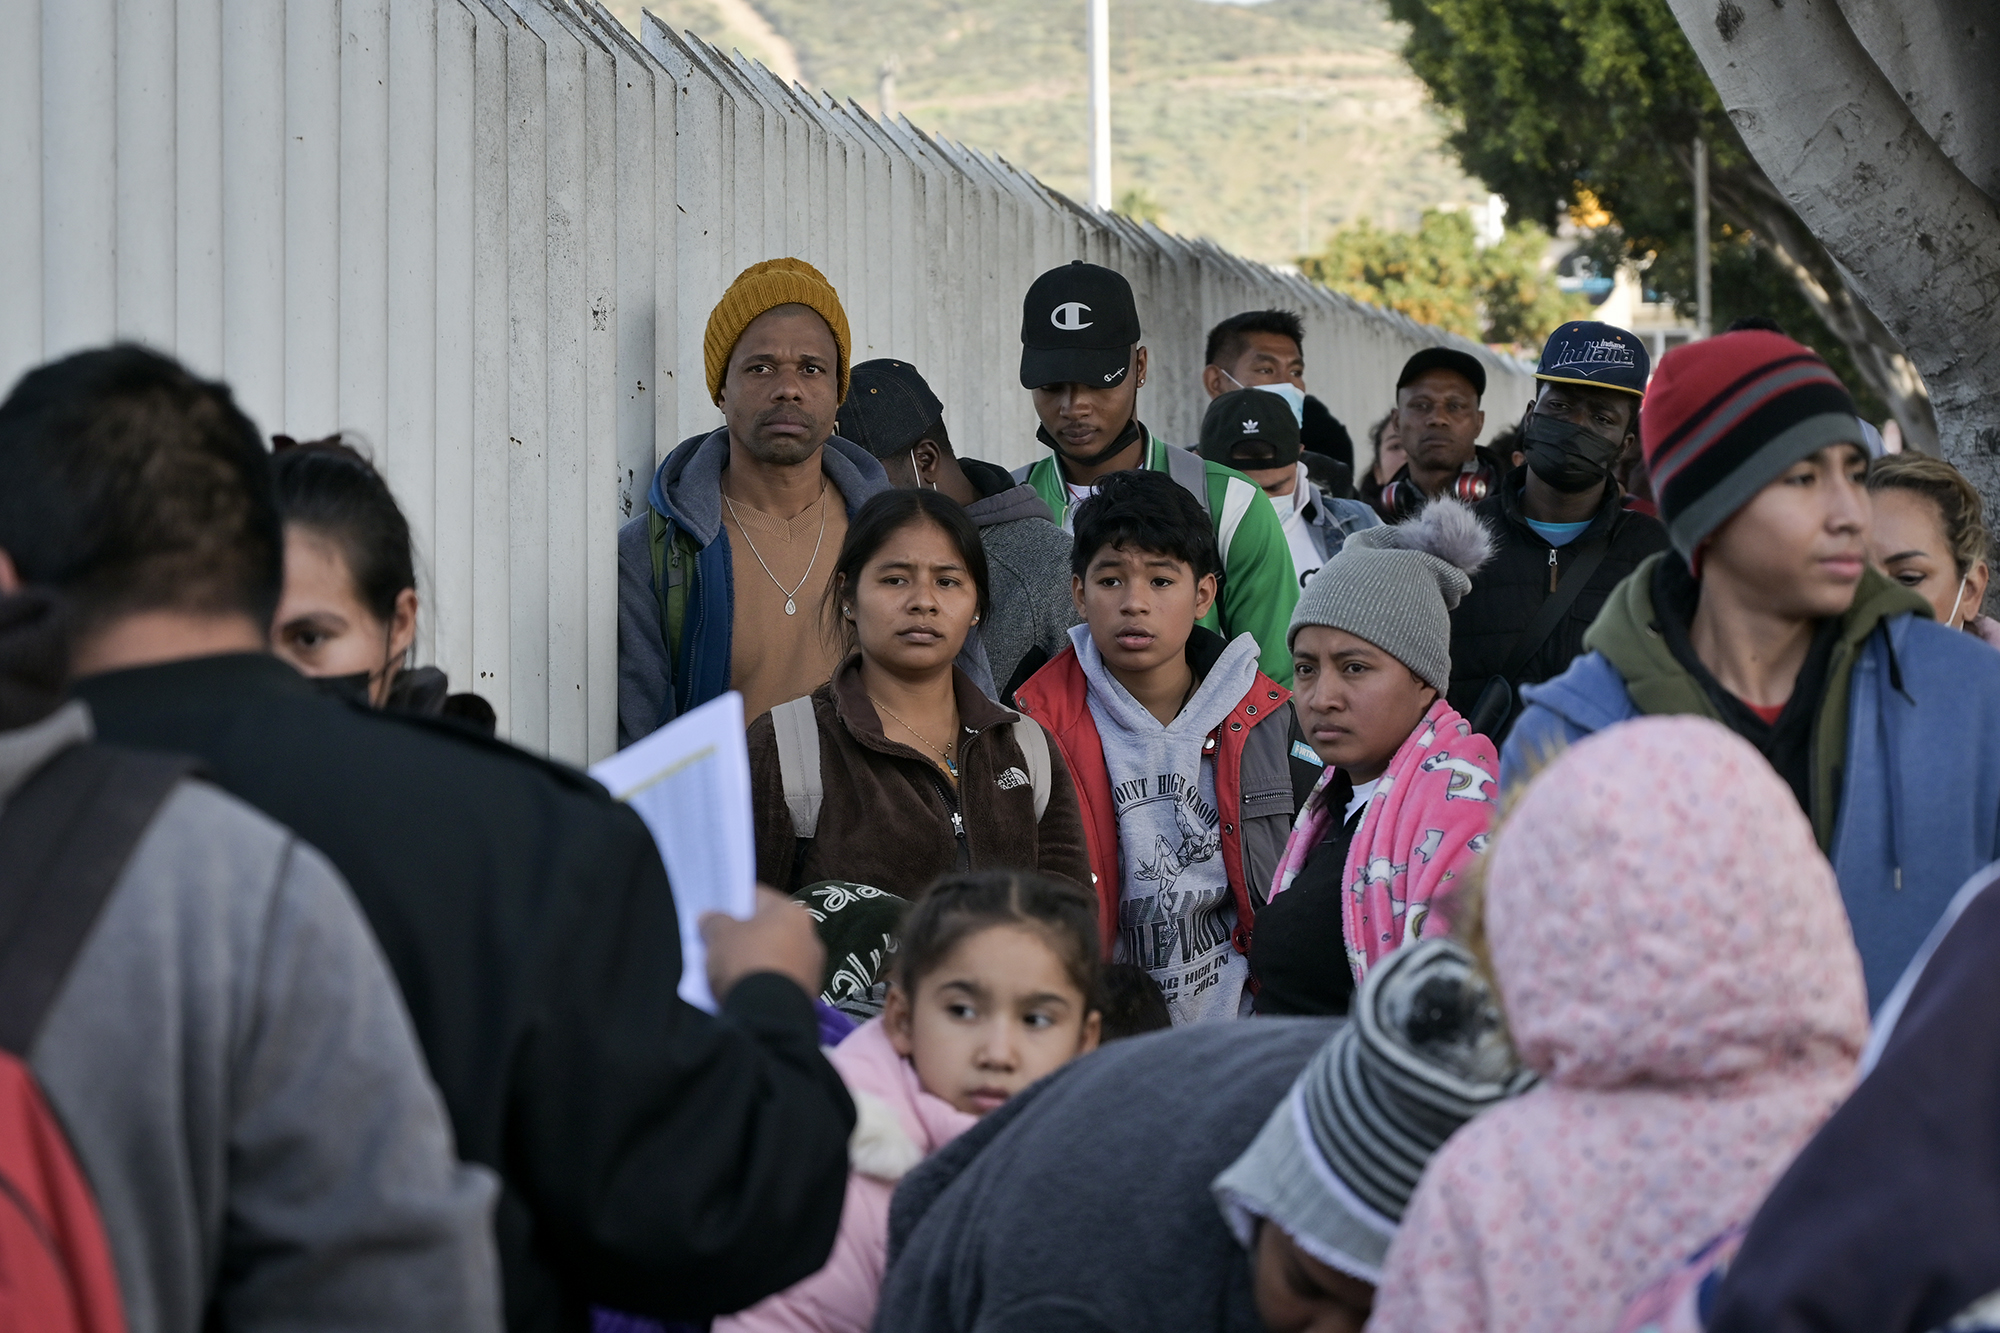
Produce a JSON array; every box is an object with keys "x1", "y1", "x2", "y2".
[
  {"x1": 1662, "y1": 0, "x2": 2000, "y2": 494},
  {"x1": 1384, "y1": 0, "x2": 1939, "y2": 450},
  {"x1": 1301, "y1": 209, "x2": 1586, "y2": 349}
]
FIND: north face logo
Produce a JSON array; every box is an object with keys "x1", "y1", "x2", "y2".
[{"x1": 997, "y1": 767, "x2": 1030, "y2": 791}]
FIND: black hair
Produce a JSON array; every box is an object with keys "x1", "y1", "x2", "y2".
[
  {"x1": 1725, "y1": 315, "x2": 1788, "y2": 335},
  {"x1": 1069, "y1": 468, "x2": 1220, "y2": 583},
  {"x1": 921, "y1": 417, "x2": 957, "y2": 459},
  {"x1": 1095, "y1": 962, "x2": 1171, "y2": 1040},
  {"x1": 271, "y1": 436, "x2": 417, "y2": 625},
  {"x1": 1369, "y1": 412, "x2": 1398, "y2": 450},
  {"x1": 896, "y1": 870, "x2": 1101, "y2": 1009},
  {"x1": 1204, "y1": 310, "x2": 1305, "y2": 370},
  {"x1": 0, "y1": 344, "x2": 282, "y2": 635},
  {"x1": 822, "y1": 488, "x2": 991, "y2": 647}
]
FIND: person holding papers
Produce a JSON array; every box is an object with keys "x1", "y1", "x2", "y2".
[
  {"x1": 7, "y1": 345, "x2": 855, "y2": 1332},
  {"x1": 749, "y1": 490, "x2": 1090, "y2": 897}
]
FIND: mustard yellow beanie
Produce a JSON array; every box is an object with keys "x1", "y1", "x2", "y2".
[{"x1": 704, "y1": 258, "x2": 853, "y2": 405}]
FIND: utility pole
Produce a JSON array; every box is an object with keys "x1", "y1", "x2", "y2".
[
  {"x1": 877, "y1": 58, "x2": 898, "y2": 122},
  {"x1": 1297, "y1": 110, "x2": 1309, "y2": 255},
  {"x1": 1693, "y1": 135, "x2": 1712, "y2": 338},
  {"x1": 1088, "y1": 0, "x2": 1111, "y2": 210}
]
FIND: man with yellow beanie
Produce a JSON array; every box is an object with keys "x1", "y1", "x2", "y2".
[{"x1": 618, "y1": 260, "x2": 992, "y2": 743}]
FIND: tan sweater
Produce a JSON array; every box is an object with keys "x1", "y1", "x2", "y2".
[{"x1": 723, "y1": 482, "x2": 849, "y2": 726}]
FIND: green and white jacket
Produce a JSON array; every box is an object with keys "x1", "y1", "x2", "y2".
[{"x1": 1015, "y1": 426, "x2": 1300, "y2": 685}]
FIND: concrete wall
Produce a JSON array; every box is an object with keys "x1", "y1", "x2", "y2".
[{"x1": 2, "y1": 0, "x2": 1534, "y2": 764}]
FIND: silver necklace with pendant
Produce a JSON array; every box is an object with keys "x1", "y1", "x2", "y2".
[{"x1": 724, "y1": 483, "x2": 828, "y2": 615}]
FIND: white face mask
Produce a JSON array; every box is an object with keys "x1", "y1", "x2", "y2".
[
  {"x1": 1947, "y1": 572, "x2": 1969, "y2": 627},
  {"x1": 908, "y1": 448, "x2": 936, "y2": 491},
  {"x1": 1221, "y1": 369, "x2": 1306, "y2": 426}
]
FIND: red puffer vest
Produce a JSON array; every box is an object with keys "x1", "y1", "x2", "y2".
[{"x1": 1013, "y1": 643, "x2": 1290, "y2": 959}]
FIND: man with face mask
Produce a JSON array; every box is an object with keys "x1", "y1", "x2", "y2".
[
  {"x1": 1444, "y1": 321, "x2": 1669, "y2": 741},
  {"x1": 1201, "y1": 310, "x2": 1356, "y2": 487},
  {"x1": 1013, "y1": 262, "x2": 1300, "y2": 685}
]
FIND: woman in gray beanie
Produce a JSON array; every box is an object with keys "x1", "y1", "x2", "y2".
[
  {"x1": 1252, "y1": 499, "x2": 1500, "y2": 1015},
  {"x1": 1214, "y1": 937, "x2": 1534, "y2": 1328}
]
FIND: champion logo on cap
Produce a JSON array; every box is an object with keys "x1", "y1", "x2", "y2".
[
  {"x1": 1052, "y1": 302, "x2": 1094, "y2": 331},
  {"x1": 1549, "y1": 337, "x2": 1636, "y2": 371}
]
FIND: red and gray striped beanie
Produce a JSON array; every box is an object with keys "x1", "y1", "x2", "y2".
[{"x1": 1640, "y1": 331, "x2": 1863, "y2": 561}]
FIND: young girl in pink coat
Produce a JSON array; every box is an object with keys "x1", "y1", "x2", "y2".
[
  {"x1": 715, "y1": 871, "x2": 1103, "y2": 1333},
  {"x1": 1369, "y1": 716, "x2": 1869, "y2": 1333}
]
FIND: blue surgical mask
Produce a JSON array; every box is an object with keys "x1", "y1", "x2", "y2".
[{"x1": 1222, "y1": 369, "x2": 1306, "y2": 426}]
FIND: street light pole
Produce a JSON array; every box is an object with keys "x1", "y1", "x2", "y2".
[
  {"x1": 1088, "y1": 0, "x2": 1111, "y2": 210},
  {"x1": 1694, "y1": 135, "x2": 1712, "y2": 338}
]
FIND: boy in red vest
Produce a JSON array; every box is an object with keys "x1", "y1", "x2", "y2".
[{"x1": 1014, "y1": 471, "x2": 1293, "y2": 1023}]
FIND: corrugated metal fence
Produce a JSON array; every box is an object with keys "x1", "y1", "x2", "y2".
[{"x1": 3, "y1": 0, "x2": 1533, "y2": 765}]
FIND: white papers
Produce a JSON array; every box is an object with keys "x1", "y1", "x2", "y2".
[{"x1": 589, "y1": 691, "x2": 757, "y2": 1012}]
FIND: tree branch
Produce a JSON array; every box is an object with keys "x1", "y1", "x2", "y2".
[{"x1": 1666, "y1": 0, "x2": 2000, "y2": 489}]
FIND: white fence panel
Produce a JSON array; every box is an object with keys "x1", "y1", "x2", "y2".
[{"x1": 6, "y1": 0, "x2": 1532, "y2": 765}]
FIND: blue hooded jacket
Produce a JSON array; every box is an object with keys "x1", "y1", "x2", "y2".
[
  {"x1": 616, "y1": 428, "x2": 994, "y2": 747},
  {"x1": 1503, "y1": 554, "x2": 2000, "y2": 1009}
]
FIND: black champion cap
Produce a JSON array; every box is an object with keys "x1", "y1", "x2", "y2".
[
  {"x1": 1019, "y1": 261, "x2": 1142, "y2": 391},
  {"x1": 1535, "y1": 320, "x2": 1650, "y2": 397},
  {"x1": 1199, "y1": 388, "x2": 1302, "y2": 469},
  {"x1": 838, "y1": 358, "x2": 945, "y2": 459}
]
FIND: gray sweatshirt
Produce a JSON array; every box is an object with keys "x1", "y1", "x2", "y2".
[
  {"x1": 959, "y1": 458, "x2": 1082, "y2": 696},
  {"x1": 5, "y1": 704, "x2": 501, "y2": 1333}
]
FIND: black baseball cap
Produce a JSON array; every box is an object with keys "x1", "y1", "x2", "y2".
[
  {"x1": 1199, "y1": 388, "x2": 1302, "y2": 469},
  {"x1": 1019, "y1": 261, "x2": 1142, "y2": 390},
  {"x1": 1397, "y1": 347, "x2": 1487, "y2": 399},
  {"x1": 838, "y1": 359, "x2": 945, "y2": 459},
  {"x1": 1535, "y1": 320, "x2": 1650, "y2": 398}
]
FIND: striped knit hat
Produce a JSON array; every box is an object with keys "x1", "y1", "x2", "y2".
[
  {"x1": 1211, "y1": 938, "x2": 1534, "y2": 1282},
  {"x1": 1640, "y1": 330, "x2": 1864, "y2": 561}
]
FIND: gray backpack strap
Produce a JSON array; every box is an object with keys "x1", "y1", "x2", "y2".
[
  {"x1": 772, "y1": 696, "x2": 824, "y2": 839},
  {"x1": 1011, "y1": 716, "x2": 1052, "y2": 822},
  {"x1": 1162, "y1": 444, "x2": 1212, "y2": 518}
]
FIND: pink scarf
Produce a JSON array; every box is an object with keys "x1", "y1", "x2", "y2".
[{"x1": 1269, "y1": 698, "x2": 1497, "y2": 981}]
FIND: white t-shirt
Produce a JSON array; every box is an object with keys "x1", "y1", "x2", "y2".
[
  {"x1": 1274, "y1": 464, "x2": 1324, "y2": 590},
  {"x1": 1344, "y1": 776, "x2": 1381, "y2": 826},
  {"x1": 1063, "y1": 481, "x2": 1096, "y2": 533}
]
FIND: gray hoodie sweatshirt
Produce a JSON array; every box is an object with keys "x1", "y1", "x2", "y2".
[
  {"x1": 6, "y1": 704, "x2": 501, "y2": 1333},
  {"x1": 960, "y1": 458, "x2": 1082, "y2": 697}
]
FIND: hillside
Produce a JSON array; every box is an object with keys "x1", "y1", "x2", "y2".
[{"x1": 603, "y1": 0, "x2": 1485, "y2": 264}]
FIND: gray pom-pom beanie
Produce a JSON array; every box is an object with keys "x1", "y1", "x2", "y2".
[{"x1": 1287, "y1": 498, "x2": 1494, "y2": 695}]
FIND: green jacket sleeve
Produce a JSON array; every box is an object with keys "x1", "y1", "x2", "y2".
[{"x1": 1208, "y1": 466, "x2": 1299, "y2": 685}]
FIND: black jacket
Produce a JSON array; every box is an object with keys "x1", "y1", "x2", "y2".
[
  {"x1": 1708, "y1": 863, "x2": 2000, "y2": 1333},
  {"x1": 1445, "y1": 470, "x2": 1670, "y2": 732},
  {"x1": 76, "y1": 654, "x2": 854, "y2": 1333}
]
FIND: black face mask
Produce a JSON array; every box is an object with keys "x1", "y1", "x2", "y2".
[
  {"x1": 1036, "y1": 417, "x2": 1145, "y2": 471},
  {"x1": 1522, "y1": 412, "x2": 1622, "y2": 493}
]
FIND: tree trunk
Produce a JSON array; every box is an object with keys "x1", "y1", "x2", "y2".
[{"x1": 1664, "y1": 0, "x2": 2000, "y2": 500}]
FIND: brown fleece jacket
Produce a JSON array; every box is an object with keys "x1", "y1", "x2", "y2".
[{"x1": 749, "y1": 655, "x2": 1090, "y2": 899}]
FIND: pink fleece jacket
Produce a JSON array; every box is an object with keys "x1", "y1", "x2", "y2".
[
  {"x1": 714, "y1": 1018, "x2": 975, "y2": 1333},
  {"x1": 1370, "y1": 716, "x2": 1869, "y2": 1333}
]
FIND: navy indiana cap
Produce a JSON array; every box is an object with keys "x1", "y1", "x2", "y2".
[{"x1": 1535, "y1": 320, "x2": 1650, "y2": 398}]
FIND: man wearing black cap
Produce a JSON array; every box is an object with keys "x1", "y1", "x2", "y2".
[
  {"x1": 1013, "y1": 261, "x2": 1300, "y2": 685},
  {"x1": 1199, "y1": 387, "x2": 1379, "y2": 590},
  {"x1": 839, "y1": 357, "x2": 1080, "y2": 697},
  {"x1": 1446, "y1": 321, "x2": 1669, "y2": 741},
  {"x1": 1380, "y1": 346, "x2": 1502, "y2": 518}
]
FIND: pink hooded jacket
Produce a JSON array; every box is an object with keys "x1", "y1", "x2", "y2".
[
  {"x1": 714, "y1": 1018, "x2": 976, "y2": 1333},
  {"x1": 1370, "y1": 716, "x2": 1869, "y2": 1333}
]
